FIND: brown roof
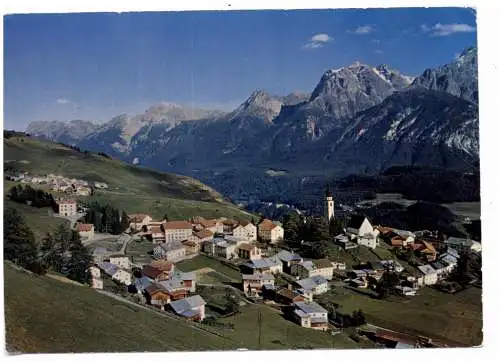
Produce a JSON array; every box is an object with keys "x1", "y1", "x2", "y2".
[
  {"x1": 76, "y1": 223, "x2": 94, "y2": 232},
  {"x1": 238, "y1": 243, "x2": 256, "y2": 251},
  {"x1": 145, "y1": 284, "x2": 167, "y2": 295},
  {"x1": 194, "y1": 229, "x2": 214, "y2": 239},
  {"x1": 259, "y1": 219, "x2": 278, "y2": 231},
  {"x1": 58, "y1": 199, "x2": 76, "y2": 205},
  {"x1": 200, "y1": 219, "x2": 217, "y2": 228},
  {"x1": 150, "y1": 226, "x2": 163, "y2": 234},
  {"x1": 191, "y1": 216, "x2": 207, "y2": 224},
  {"x1": 142, "y1": 265, "x2": 163, "y2": 279},
  {"x1": 313, "y1": 259, "x2": 333, "y2": 269},
  {"x1": 239, "y1": 221, "x2": 252, "y2": 227},
  {"x1": 222, "y1": 219, "x2": 239, "y2": 226},
  {"x1": 163, "y1": 220, "x2": 193, "y2": 230},
  {"x1": 376, "y1": 226, "x2": 394, "y2": 234},
  {"x1": 149, "y1": 260, "x2": 174, "y2": 272}
]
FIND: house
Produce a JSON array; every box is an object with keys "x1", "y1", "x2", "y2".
[
  {"x1": 153, "y1": 242, "x2": 186, "y2": 262},
  {"x1": 335, "y1": 234, "x2": 359, "y2": 250},
  {"x1": 198, "y1": 219, "x2": 223, "y2": 234},
  {"x1": 163, "y1": 221, "x2": 193, "y2": 243},
  {"x1": 379, "y1": 259, "x2": 404, "y2": 273},
  {"x1": 292, "y1": 301, "x2": 329, "y2": 331},
  {"x1": 440, "y1": 253, "x2": 458, "y2": 271},
  {"x1": 244, "y1": 257, "x2": 283, "y2": 275},
  {"x1": 145, "y1": 284, "x2": 172, "y2": 308},
  {"x1": 57, "y1": 199, "x2": 77, "y2": 216},
  {"x1": 222, "y1": 219, "x2": 239, "y2": 233},
  {"x1": 390, "y1": 229, "x2": 415, "y2": 247},
  {"x1": 273, "y1": 287, "x2": 307, "y2": 305},
  {"x1": 332, "y1": 261, "x2": 346, "y2": 270},
  {"x1": 274, "y1": 250, "x2": 303, "y2": 274},
  {"x1": 296, "y1": 275, "x2": 329, "y2": 295},
  {"x1": 108, "y1": 255, "x2": 130, "y2": 270},
  {"x1": 258, "y1": 219, "x2": 284, "y2": 244},
  {"x1": 88, "y1": 266, "x2": 103, "y2": 289},
  {"x1": 416, "y1": 265, "x2": 438, "y2": 286},
  {"x1": 134, "y1": 276, "x2": 153, "y2": 293},
  {"x1": 395, "y1": 285, "x2": 418, "y2": 296},
  {"x1": 149, "y1": 260, "x2": 175, "y2": 273},
  {"x1": 142, "y1": 265, "x2": 171, "y2": 282},
  {"x1": 445, "y1": 237, "x2": 482, "y2": 253},
  {"x1": 431, "y1": 260, "x2": 452, "y2": 278},
  {"x1": 98, "y1": 262, "x2": 131, "y2": 285},
  {"x1": 158, "y1": 279, "x2": 188, "y2": 301},
  {"x1": 76, "y1": 223, "x2": 94, "y2": 240},
  {"x1": 346, "y1": 215, "x2": 375, "y2": 236},
  {"x1": 233, "y1": 222, "x2": 257, "y2": 241},
  {"x1": 410, "y1": 240, "x2": 437, "y2": 262},
  {"x1": 170, "y1": 270, "x2": 197, "y2": 293},
  {"x1": 150, "y1": 225, "x2": 166, "y2": 244},
  {"x1": 356, "y1": 233, "x2": 379, "y2": 249},
  {"x1": 238, "y1": 243, "x2": 262, "y2": 260},
  {"x1": 214, "y1": 239, "x2": 238, "y2": 260},
  {"x1": 188, "y1": 229, "x2": 215, "y2": 248},
  {"x1": 129, "y1": 214, "x2": 152, "y2": 231},
  {"x1": 92, "y1": 247, "x2": 109, "y2": 264},
  {"x1": 169, "y1": 295, "x2": 207, "y2": 322},
  {"x1": 242, "y1": 273, "x2": 275, "y2": 297},
  {"x1": 291, "y1": 259, "x2": 334, "y2": 280},
  {"x1": 75, "y1": 186, "x2": 91, "y2": 196}
]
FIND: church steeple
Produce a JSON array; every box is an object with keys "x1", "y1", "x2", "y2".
[{"x1": 325, "y1": 186, "x2": 334, "y2": 221}]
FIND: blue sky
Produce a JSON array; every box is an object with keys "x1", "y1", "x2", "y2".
[{"x1": 4, "y1": 7, "x2": 477, "y2": 130}]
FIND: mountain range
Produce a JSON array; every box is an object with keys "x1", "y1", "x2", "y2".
[{"x1": 26, "y1": 47, "x2": 479, "y2": 204}]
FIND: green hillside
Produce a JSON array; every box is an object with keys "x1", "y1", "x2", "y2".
[
  {"x1": 4, "y1": 263, "x2": 360, "y2": 353},
  {"x1": 4, "y1": 135, "x2": 253, "y2": 221}
]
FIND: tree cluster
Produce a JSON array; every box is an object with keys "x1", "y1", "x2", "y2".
[
  {"x1": 336, "y1": 309, "x2": 367, "y2": 328},
  {"x1": 376, "y1": 272, "x2": 401, "y2": 299},
  {"x1": 39, "y1": 224, "x2": 93, "y2": 283},
  {"x1": 4, "y1": 208, "x2": 92, "y2": 283},
  {"x1": 83, "y1": 201, "x2": 128, "y2": 234},
  {"x1": 9, "y1": 185, "x2": 57, "y2": 209}
]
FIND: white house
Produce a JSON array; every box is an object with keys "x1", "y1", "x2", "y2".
[
  {"x1": 98, "y1": 262, "x2": 132, "y2": 286},
  {"x1": 292, "y1": 301, "x2": 329, "y2": 331},
  {"x1": 129, "y1": 214, "x2": 152, "y2": 231},
  {"x1": 242, "y1": 273, "x2": 275, "y2": 297},
  {"x1": 163, "y1": 221, "x2": 193, "y2": 243},
  {"x1": 238, "y1": 243, "x2": 262, "y2": 260},
  {"x1": 169, "y1": 295, "x2": 206, "y2": 322},
  {"x1": 233, "y1": 222, "x2": 257, "y2": 241},
  {"x1": 76, "y1": 223, "x2": 94, "y2": 240},
  {"x1": 346, "y1": 215, "x2": 374, "y2": 236},
  {"x1": 244, "y1": 257, "x2": 283, "y2": 275},
  {"x1": 296, "y1": 275, "x2": 329, "y2": 295},
  {"x1": 57, "y1": 199, "x2": 77, "y2": 216},
  {"x1": 291, "y1": 259, "x2": 334, "y2": 280},
  {"x1": 258, "y1": 219, "x2": 284, "y2": 244},
  {"x1": 356, "y1": 234, "x2": 379, "y2": 249},
  {"x1": 149, "y1": 225, "x2": 166, "y2": 244},
  {"x1": 109, "y1": 255, "x2": 130, "y2": 270},
  {"x1": 153, "y1": 242, "x2": 186, "y2": 262},
  {"x1": 416, "y1": 265, "x2": 438, "y2": 286}
]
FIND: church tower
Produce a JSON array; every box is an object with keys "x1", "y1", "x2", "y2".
[{"x1": 325, "y1": 188, "x2": 334, "y2": 222}]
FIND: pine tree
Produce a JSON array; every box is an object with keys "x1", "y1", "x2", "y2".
[
  {"x1": 120, "y1": 210, "x2": 130, "y2": 233},
  {"x1": 4, "y1": 207, "x2": 38, "y2": 268},
  {"x1": 283, "y1": 212, "x2": 301, "y2": 244},
  {"x1": 40, "y1": 232, "x2": 63, "y2": 271},
  {"x1": 163, "y1": 213, "x2": 170, "y2": 222},
  {"x1": 66, "y1": 231, "x2": 92, "y2": 284}
]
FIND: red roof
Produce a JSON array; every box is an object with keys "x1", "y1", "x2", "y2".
[
  {"x1": 164, "y1": 221, "x2": 193, "y2": 230},
  {"x1": 149, "y1": 260, "x2": 174, "y2": 272},
  {"x1": 58, "y1": 199, "x2": 76, "y2": 205},
  {"x1": 150, "y1": 226, "x2": 163, "y2": 234},
  {"x1": 200, "y1": 219, "x2": 217, "y2": 228},
  {"x1": 259, "y1": 219, "x2": 278, "y2": 231},
  {"x1": 194, "y1": 229, "x2": 214, "y2": 239},
  {"x1": 142, "y1": 265, "x2": 163, "y2": 279},
  {"x1": 76, "y1": 223, "x2": 94, "y2": 232}
]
